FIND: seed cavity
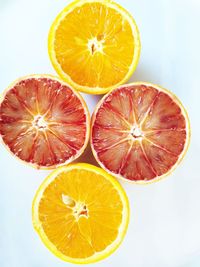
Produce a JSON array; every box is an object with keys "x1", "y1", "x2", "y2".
[
  {"x1": 32, "y1": 115, "x2": 48, "y2": 131},
  {"x1": 131, "y1": 125, "x2": 144, "y2": 139},
  {"x1": 88, "y1": 37, "x2": 104, "y2": 55},
  {"x1": 62, "y1": 194, "x2": 88, "y2": 220}
]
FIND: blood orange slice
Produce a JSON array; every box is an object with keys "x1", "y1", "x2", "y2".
[
  {"x1": 0, "y1": 75, "x2": 90, "y2": 169},
  {"x1": 91, "y1": 83, "x2": 190, "y2": 183}
]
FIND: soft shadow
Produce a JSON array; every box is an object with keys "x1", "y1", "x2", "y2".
[
  {"x1": 81, "y1": 92, "x2": 104, "y2": 101},
  {"x1": 80, "y1": 93, "x2": 104, "y2": 114},
  {"x1": 128, "y1": 64, "x2": 159, "y2": 84},
  {"x1": 91, "y1": 94, "x2": 105, "y2": 101},
  {"x1": 74, "y1": 144, "x2": 99, "y2": 166}
]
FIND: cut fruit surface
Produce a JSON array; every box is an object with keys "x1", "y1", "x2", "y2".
[
  {"x1": 32, "y1": 163, "x2": 129, "y2": 264},
  {"x1": 48, "y1": 0, "x2": 140, "y2": 94},
  {"x1": 91, "y1": 83, "x2": 190, "y2": 183},
  {"x1": 0, "y1": 75, "x2": 89, "y2": 169}
]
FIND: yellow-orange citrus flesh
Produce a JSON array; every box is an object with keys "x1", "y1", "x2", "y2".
[
  {"x1": 32, "y1": 163, "x2": 129, "y2": 264},
  {"x1": 91, "y1": 83, "x2": 190, "y2": 183},
  {"x1": 0, "y1": 75, "x2": 89, "y2": 169},
  {"x1": 48, "y1": 0, "x2": 141, "y2": 94}
]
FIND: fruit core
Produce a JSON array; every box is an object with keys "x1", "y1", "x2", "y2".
[
  {"x1": 62, "y1": 194, "x2": 88, "y2": 220},
  {"x1": 32, "y1": 115, "x2": 48, "y2": 131},
  {"x1": 130, "y1": 125, "x2": 144, "y2": 139},
  {"x1": 88, "y1": 36, "x2": 104, "y2": 55}
]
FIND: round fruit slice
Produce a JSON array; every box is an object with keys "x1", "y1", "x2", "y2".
[
  {"x1": 91, "y1": 83, "x2": 190, "y2": 183},
  {"x1": 48, "y1": 0, "x2": 140, "y2": 94},
  {"x1": 32, "y1": 163, "x2": 129, "y2": 264},
  {"x1": 0, "y1": 75, "x2": 89, "y2": 169}
]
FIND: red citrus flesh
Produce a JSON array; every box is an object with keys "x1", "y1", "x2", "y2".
[
  {"x1": 91, "y1": 83, "x2": 190, "y2": 183},
  {"x1": 0, "y1": 76, "x2": 89, "y2": 169}
]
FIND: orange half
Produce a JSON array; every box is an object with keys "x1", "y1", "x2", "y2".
[
  {"x1": 32, "y1": 163, "x2": 129, "y2": 263},
  {"x1": 48, "y1": 0, "x2": 141, "y2": 94},
  {"x1": 91, "y1": 82, "x2": 190, "y2": 183}
]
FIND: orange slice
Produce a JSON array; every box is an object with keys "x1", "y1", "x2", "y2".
[
  {"x1": 48, "y1": 0, "x2": 141, "y2": 94},
  {"x1": 91, "y1": 83, "x2": 190, "y2": 183},
  {"x1": 32, "y1": 163, "x2": 129, "y2": 264},
  {"x1": 0, "y1": 75, "x2": 89, "y2": 169}
]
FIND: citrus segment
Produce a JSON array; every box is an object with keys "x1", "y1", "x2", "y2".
[
  {"x1": 48, "y1": 0, "x2": 141, "y2": 94},
  {"x1": 91, "y1": 83, "x2": 190, "y2": 183},
  {"x1": 0, "y1": 75, "x2": 89, "y2": 169},
  {"x1": 32, "y1": 163, "x2": 129, "y2": 263}
]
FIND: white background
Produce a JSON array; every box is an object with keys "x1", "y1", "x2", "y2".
[{"x1": 0, "y1": 0, "x2": 200, "y2": 266}]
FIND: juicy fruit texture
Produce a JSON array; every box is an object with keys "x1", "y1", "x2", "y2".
[
  {"x1": 32, "y1": 163, "x2": 129, "y2": 264},
  {"x1": 91, "y1": 83, "x2": 190, "y2": 183},
  {"x1": 0, "y1": 76, "x2": 89, "y2": 169},
  {"x1": 48, "y1": 0, "x2": 140, "y2": 94}
]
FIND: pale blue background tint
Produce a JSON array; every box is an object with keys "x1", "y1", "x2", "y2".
[{"x1": 0, "y1": 0, "x2": 200, "y2": 266}]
